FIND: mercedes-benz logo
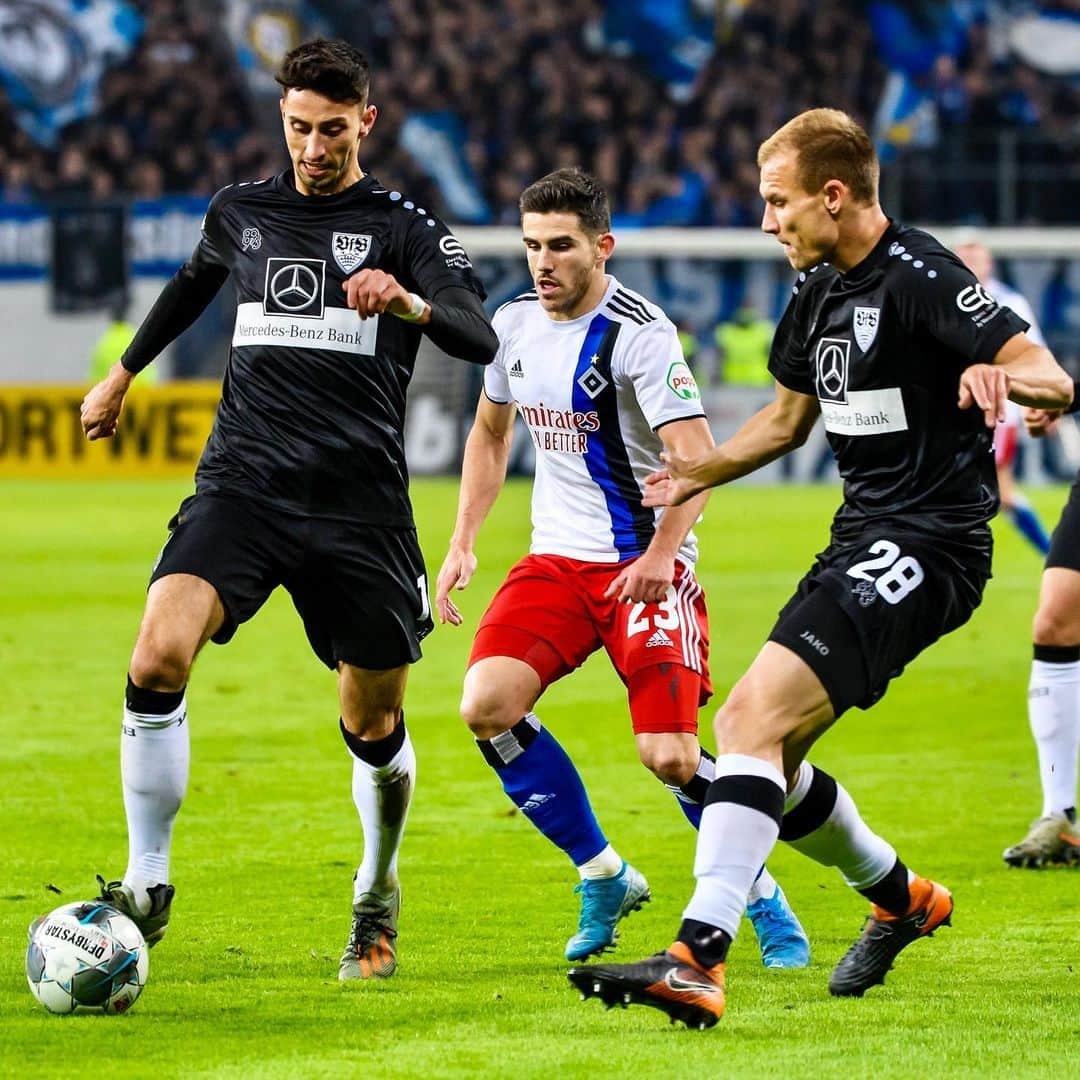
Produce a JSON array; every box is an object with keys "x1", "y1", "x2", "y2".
[
  {"x1": 270, "y1": 264, "x2": 319, "y2": 311},
  {"x1": 818, "y1": 342, "x2": 846, "y2": 396}
]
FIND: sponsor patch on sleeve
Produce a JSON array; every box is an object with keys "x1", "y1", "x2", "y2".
[{"x1": 666, "y1": 360, "x2": 700, "y2": 401}]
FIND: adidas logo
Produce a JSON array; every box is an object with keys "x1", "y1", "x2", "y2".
[
  {"x1": 645, "y1": 628, "x2": 674, "y2": 649},
  {"x1": 509, "y1": 358, "x2": 524, "y2": 378},
  {"x1": 521, "y1": 792, "x2": 554, "y2": 811}
]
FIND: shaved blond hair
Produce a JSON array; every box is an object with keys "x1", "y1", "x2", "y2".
[{"x1": 758, "y1": 108, "x2": 879, "y2": 205}]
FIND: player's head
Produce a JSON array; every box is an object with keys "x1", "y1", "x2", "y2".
[
  {"x1": 757, "y1": 109, "x2": 879, "y2": 270},
  {"x1": 518, "y1": 168, "x2": 615, "y2": 320},
  {"x1": 952, "y1": 229, "x2": 994, "y2": 286},
  {"x1": 276, "y1": 39, "x2": 376, "y2": 196}
]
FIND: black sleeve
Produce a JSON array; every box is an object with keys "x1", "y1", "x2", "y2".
[
  {"x1": 424, "y1": 285, "x2": 498, "y2": 365},
  {"x1": 767, "y1": 289, "x2": 815, "y2": 395},
  {"x1": 1066, "y1": 380, "x2": 1080, "y2": 415},
  {"x1": 398, "y1": 213, "x2": 488, "y2": 300},
  {"x1": 121, "y1": 192, "x2": 233, "y2": 374},
  {"x1": 893, "y1": 252, "x2": 1029, "y2": 368}
]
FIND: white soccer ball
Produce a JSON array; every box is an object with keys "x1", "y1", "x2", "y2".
[{"x1": 26, "y1": 901, "x2": 149, "y2": 1014}]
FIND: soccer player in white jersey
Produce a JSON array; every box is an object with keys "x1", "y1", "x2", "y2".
[
  {"x1": 434, "y1": 168, "x2": 809, "y2": 967},
  {"x1": 955, "y1": 235, "x2": 1052, "y2": 556}
]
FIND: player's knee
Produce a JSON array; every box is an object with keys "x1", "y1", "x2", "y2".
[
  {"x1": 638, "y1": 741, "x2": 699, "y2": 786},
  {"x1": 1033, "y1": 601, "x2": 1080, "y2": 648},
  {"x1": 459, "y1": 685, "x2": 518, "y2": 740},
  {"x1": 128, "y1": 634, "x2": 192, "y2": 692}
]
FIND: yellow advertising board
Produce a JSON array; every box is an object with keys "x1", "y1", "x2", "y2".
[{"x1": 0, "y1": 383, "x2": 221, "y2": 477}]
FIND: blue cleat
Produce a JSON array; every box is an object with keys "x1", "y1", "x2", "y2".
[
  {"x1": 565, "y1": 862, "x2": 651, "y2": 962},
  {"x1": 747, "y1": 884, "x2": 810, "y2": 969}
]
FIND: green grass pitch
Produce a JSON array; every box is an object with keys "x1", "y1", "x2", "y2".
[{"x1": 2, "y1": 478, "x2": 1078, "y2": 1078}]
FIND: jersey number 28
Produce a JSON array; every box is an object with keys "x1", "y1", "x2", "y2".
[{"x1": 846, "y1": 540, "x2": 924, "y2": 605}]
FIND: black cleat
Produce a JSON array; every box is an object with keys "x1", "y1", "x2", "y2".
[
  {"x1": 829, "y1": 877, "x2": 952, "y2": 997},
  {"x1": 569, "y1": 941, "x2": 725, "y2": 1030},
  {"x1": 95, "y1": 875, "x2": 174, "y2": 947}
]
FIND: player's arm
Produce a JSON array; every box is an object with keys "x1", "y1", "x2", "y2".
[
  {"x1": 606, "y1": 417, "x2": 714, "y2": 604},
  {"x1": 643, "y1": 383, "x2": 819, "y2": 508},
  {"x1": 343, "y1": 275, "x2": 498, "y2": 363},
  {"x1": 435, "y1": 392, "x2": 517, "y2": 626},
  {"x1": 81, "y1": 234, "x2": 229, "y2": 439},
  {"x1": 958, "y1": 332, "x2": 1074, "y2": 428}
]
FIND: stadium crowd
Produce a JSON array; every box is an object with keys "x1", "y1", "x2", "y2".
[{"x1": 0, "y1": 0, "x2": 1076, "y2": 224}]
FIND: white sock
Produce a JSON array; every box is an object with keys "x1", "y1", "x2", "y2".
[
  {"x1": 783, "y1": 761, "x2": 897, "y2": 889},
  {"x1": 747, "y1": 865, "x2": 778, "y2": 904},
  {"x1": 121, "y1": 698, "x2": 189, "y2": 914},
  {"x1": 683, "y1": 754, "x2": 785, "y2": 939},
  {"x1": 349, "y1": 731, "x2": 416, "y2": 902},
  {"x1": 1029, "y1": 659, "x2": 1080, "y2": 817},
  {"x1": 577, "y1": 843, "x2": 624, "y2": 880}
]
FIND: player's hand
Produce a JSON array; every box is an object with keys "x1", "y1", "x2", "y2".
[
  {"x1": 642, "y1": 451, "x2": 706, "y2": 508},
  {"x1": 435, "y1": 545, "x2": 478, "y2": 626},
  {"x1": 958, "y1": 363, "x2": 1009, "y2": 428},
  {"x1": 1022, "y1": 407, "x2": 1062, "y2": 438},
  {"x1": 343, "y1": 269, "x2": 413, "y2": 319},
  {"x1": 603, "y1": 549, "x2": 675, "y2": 605},
  {"x1": 80, "y1": 364, "x2": 134, "y2": 440}
]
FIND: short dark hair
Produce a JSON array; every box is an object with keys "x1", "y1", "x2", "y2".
[
  {"x1": 275, "y1": 39, "x2": 370, "y2": 105},
  {"x1": 519, "y1": 168, "x2": 611, "y2": 235}
]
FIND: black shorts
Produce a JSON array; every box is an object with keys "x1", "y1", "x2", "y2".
[
  {"x1": 1046, "y1": 475, "x2": 1080, "y2": 573},
  {"x1": 769, "y1": 530, "x2": 991, "y2": 716},
  {"x1": 150, "y1": 493, "x2": 434, "y2": 671}
]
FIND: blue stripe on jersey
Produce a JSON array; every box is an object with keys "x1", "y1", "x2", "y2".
[{"x1": 571, "y1": 314, "x2": 654, "y2": 559}]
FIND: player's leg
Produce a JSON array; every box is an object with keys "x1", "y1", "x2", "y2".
[
  {"x1": 337, "y1": 661, "x2": 413, "y2": 979},
  {"x1": 294, "y1": 522, "x2": 430, "y2": 981},
  {"x1": 573, "y1": 644, "x2": 829, "y2": 1026},
  {"x1": 614, "y1": 564, "x2": 809, "y2": 970},
  {"x1": 462, "y1": 556, "x2": 646, "y2": 960},
  {"x1": 101, "y1": 494, "x2": 280, "y2": 946},
  {"x1": 1005, "y1": 556, "x2": 1080, "y2": 867},
  {"x1": 629, "y1": 668, "x2": 809, "y2": 969},
  {"x1": 98, "y1": 573, "x2": 225, "y2": 945}
]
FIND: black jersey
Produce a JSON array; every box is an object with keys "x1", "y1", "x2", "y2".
[
  {"x1": 769, "y1": 220, "x2": 1029, "y2": 546},
  {"x1": 188, "y1": 170, "x2": 488, "y2": 525}
]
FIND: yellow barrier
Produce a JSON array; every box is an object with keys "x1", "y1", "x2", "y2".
[{"x1": 0, "y1": 383, "x2": 221, "y2": 477}]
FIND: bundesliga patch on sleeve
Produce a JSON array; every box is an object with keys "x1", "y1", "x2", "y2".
[{"x1": 666, "y1": 361, "x2": 700, "y2": 401}]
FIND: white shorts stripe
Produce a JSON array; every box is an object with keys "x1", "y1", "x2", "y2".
[{"x1": 674, "y1": 572, "x2": 702, "y2": 673}]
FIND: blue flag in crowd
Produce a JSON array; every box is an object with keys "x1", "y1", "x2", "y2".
[{"x1": 0, "y1": 0, "x2": 143, "y2": 148}]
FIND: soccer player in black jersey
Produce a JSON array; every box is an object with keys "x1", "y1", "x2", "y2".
[
  {"x1": 78, "y1": 39, "x2": 497, "y2": 980},
  {"x1": 569, "y1": 108, "x2": 1073, "y2": 1028}
]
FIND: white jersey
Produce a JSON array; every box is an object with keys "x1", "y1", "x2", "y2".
[{"x1": 485, "y1": 276, "x2": 705, "y2": 564}]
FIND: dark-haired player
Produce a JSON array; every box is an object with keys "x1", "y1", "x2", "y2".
[
  {"x1": 571, "y1": 108, "x2": 1073, "y2": 1028},
  {"x1": 79, "y1": 38, "x2": 497, "y2": 980},
  {"x1": 435, "y1": 168, "x2": 809, "y2": 969}
]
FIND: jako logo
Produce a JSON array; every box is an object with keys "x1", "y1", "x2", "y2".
[
  {"x1": 800, "y1": 630, "x2": 829, "y2": 655},
  {"x1": 666, "y1": 361, "x2": 700, "y2": 400}
]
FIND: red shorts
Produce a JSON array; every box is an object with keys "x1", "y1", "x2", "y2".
[{"x1": 468, "y1": 554, "x2": 712, "y2": 732}]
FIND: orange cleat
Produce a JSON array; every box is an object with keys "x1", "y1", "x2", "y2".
[
  {"x1": 829, "y1": 876, "x2": 952, "y2": 997},
  {"x1": 569, "y1": 940, "x2": 725, "y2": 1029}
]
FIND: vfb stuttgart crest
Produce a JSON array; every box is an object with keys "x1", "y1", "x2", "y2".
[
  {"x1": 332, "y1": 232, "x2": 371, "y2": 274},
  {"x1": 853, "y1": 307, "x2": 880, "y2": 352}
]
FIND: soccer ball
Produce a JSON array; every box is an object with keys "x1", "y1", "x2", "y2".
[{"x1": 26, "y1": 901, "x2": 149, "y2": 1014}]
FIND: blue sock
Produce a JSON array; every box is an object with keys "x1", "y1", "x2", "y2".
[
  {"x1": 665, "y1": 747, "x2": 715, "y2": 830},
  {"x1": 1009, "y1": 503, "x2": 1051, "y2": 555},
  {"x1": 477, "y1": 714, "x2": 606, "y2": 865}
]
